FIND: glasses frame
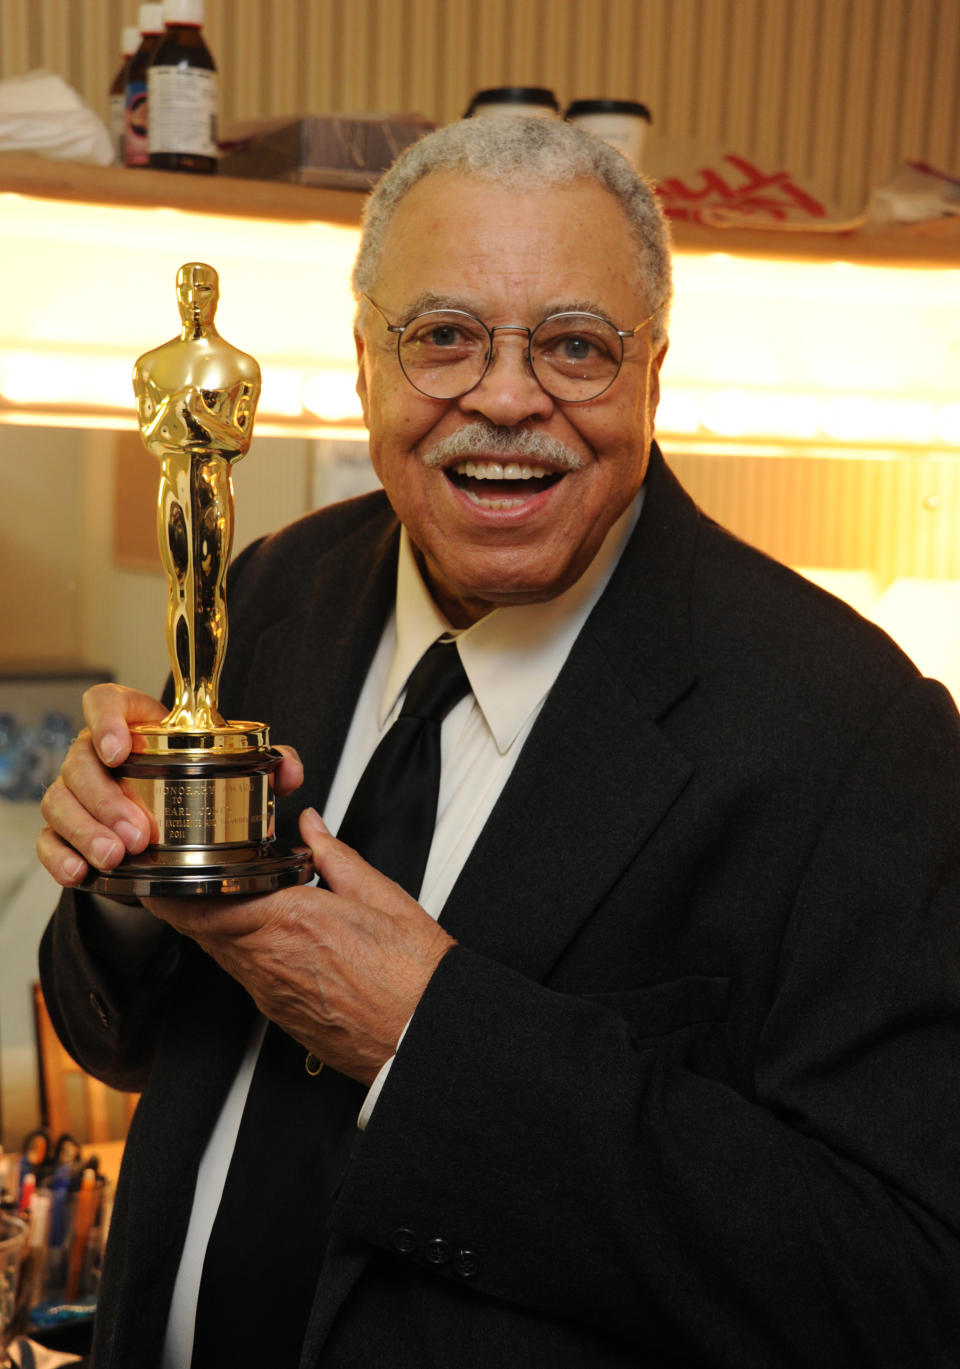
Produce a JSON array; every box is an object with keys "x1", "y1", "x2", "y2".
[{"x1": 362, "y1": 294, "x2": 662, "y2": 404}]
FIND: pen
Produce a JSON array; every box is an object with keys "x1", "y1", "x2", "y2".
[
  {"x1": 17, "y1": 1169, "x2": 36, "y2": 1217},
  {"x1": 26, "y1": 1188, "x2": 52, "y2": 1309},
  {"x1": 65, "y1": 1168, "x2": 98, "y2": 1299},
  {"x1": 45, "y1": 1164, "x2": 71, "y2": 1297}
]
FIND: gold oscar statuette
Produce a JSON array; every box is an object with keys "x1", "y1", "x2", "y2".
[{"x1": 83, "y1": 262, "x2": 313, "y2": 897}]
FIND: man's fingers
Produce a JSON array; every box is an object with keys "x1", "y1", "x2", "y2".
[
  {"x1": 300, "y1": 807, "x2": 331, "y2": 841},
  {"x1": 81, "y1": 683, "x2": 168, "y2": 768},
  {"x1": 144, "y1": 891, "x2": 276, "y2": 939},
  {"x1": 58, "y1": 740, "x2": 152, "y2": 846},
  {"x1": 273, "y1": 745, "x2": 305, "y2": 797},
  {"x1": 38, "y1": 722, "x2": 154, "y2": 889},
  {"x1": 298, "y1": 807, "x2": 416, "y2": 911},
  {"x1": 39, "y1": 769, "x2": 148, "y2": 875},
  {"x1": 36, "y1": 824, "x2": 90, "y2": 886}
]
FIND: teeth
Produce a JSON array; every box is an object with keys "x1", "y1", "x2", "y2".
[
  {"x1": 452, "y1": 461, "x2": 550, "y2": 480},
  {"x1": 462, "y1": 489, "x2": 530, "y2": 510}
]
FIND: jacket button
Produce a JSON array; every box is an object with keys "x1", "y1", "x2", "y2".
[
  {"x1": 89, "y1": 992, "x2": 110, "y2": 1028},
  {"x1": 424, "y1": 1237, "x2": 450, "y2": 1266},
  {"x1": 453, "y1": 1249, "x2": 480, "y2": 1279},
  {"x1": 390, "y1": 1227, "x2": 418, "y2": 1256}
]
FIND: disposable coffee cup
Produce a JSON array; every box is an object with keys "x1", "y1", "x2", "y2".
[
  {"x1": 564, "y1": 98, "x2": 652, "y2": 168},
  {"x1": 465, "y1": 86, "x2": 560, "y2": 119}
]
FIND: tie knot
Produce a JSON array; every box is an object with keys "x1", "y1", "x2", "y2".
[{"x1": 399, "y1": 639, "x2": 471, "y2": 724}]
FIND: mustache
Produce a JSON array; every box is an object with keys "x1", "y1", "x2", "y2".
[{"x1": 421, "y1": 423, "x2": 584, "y2": 470}]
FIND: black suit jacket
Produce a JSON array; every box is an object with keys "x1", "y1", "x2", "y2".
[{"x1": 41, "y1": 445, "x2": 960, "y2": 1367}]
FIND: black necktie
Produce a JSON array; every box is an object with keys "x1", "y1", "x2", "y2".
[
  {"x1": 337, "y1": 637, "x2": 472, "y2": 893},
  {"x1": 190, "y1": 639, "x2": 471, "y2": 1367}
]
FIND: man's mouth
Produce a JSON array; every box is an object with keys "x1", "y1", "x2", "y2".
[{"x1": 445, "y1": 459, "x2": 565, "y2": 508}]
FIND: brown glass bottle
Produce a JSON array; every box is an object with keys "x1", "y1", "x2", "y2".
[
  {"x1": 109, "y1": 28, "x2": 139, "y2": 163},
  {"x1": 148, "y1": 16, "x2": 218, "y2": 175},
  {"x1": 124, "y1": 4, "x2": 165, "y2": 167}
]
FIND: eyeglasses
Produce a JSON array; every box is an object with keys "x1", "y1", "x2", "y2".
[{"x1": 363, "y1": 294, "x2": 662, "y2": 403}]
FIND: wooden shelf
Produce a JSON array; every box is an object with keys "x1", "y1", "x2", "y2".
[
  {"x1": 2, "y1": 153, "x2": 958, "y2": 266},
  {"x1": 0, "y1": 153, "x2": 364, "y2": 226},
  {"x1": 671, "y1": 215, "x2": 960, "y2": 268}
]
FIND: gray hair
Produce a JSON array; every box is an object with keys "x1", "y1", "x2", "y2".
[{"x1": 351, "y1": 117, "x2": 672, "y2": 348}]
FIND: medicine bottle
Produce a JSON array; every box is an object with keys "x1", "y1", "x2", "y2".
[
  {"x1": 109, "y1": 25, "x2": 141, "y2": 163},
  {"x1": 148, "y1": 0, "x2": 218, "y2": 175},
  {"x1": 124, "y1": 2, "x2": 165, "y2": 167}
]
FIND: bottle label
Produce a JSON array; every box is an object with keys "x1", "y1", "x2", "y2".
[
  {"x1": 125, "y1": 78, "x2": 150, "y2": 165},
  {"x1": 148, "y1": 66, "x2": 218, "y2": 158}
]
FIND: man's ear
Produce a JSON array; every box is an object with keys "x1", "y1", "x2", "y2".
[
  {"x1": 354, "y1": 330, "x2": 369, "y2": 426},
  {"x1": 649, "y1": 338, "x2": 668, "y2": 412}
]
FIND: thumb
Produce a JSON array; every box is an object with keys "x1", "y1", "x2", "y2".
[
  {"x1": 298, "y1": 807, "x2": 412, "y2": 908},
  {"x1": 299, "y1": 806, "x2": 331, "y2": 843}
]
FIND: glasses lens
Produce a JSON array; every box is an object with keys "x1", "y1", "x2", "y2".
[
  {"x1": 398, "y1": 311, "x2": 490, "y2": 399},
  {"x1": 531, "y1": 314, "x2": 622, "y2": 401}
]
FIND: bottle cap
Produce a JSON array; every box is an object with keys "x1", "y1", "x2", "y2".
[
  {"x1": 138, "y1": 2, "x2": 165, "y2": 33},
  {"x1": 122, "y1": 25, "x2": 142, "y2": 55},
  {"x1": 162, "y1": 0, "x2": 205, "y2": 22}
]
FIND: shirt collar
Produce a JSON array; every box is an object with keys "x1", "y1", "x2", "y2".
[{"x1": 385, "y1": 487, "x2": 645, "y2": 752}]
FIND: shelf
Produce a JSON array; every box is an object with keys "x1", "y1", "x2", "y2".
[
  {"x1": 671, "y1": 215, "x2": 960, "y2": 268},
  {"x1": 2, "y1": 154, "x2": 959, "y2": 268},
  {"x1": 0, "y1": 153, "x2": 363, "y2": 226}
]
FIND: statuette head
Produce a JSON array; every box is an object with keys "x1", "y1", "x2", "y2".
[{"x1": 176, "y1": 262, "x2": 219, "y2": 326}]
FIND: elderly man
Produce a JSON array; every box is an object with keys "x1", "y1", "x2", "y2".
[{"x1": 38, "y1": 117, "x2": 960, "y2": 1368}]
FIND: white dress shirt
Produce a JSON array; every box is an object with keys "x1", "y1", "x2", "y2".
[{"x1": 160, "y1": 490, "x2": 643, "y2": 1368}]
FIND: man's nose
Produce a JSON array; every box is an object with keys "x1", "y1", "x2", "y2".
[{"x1": 457, "y1": 331, "x2": 554, "y2": 426}]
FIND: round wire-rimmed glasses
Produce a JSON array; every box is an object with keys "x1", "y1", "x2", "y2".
[{"x1": 363, "y1": 294, "x2": 662, "y2": 403}]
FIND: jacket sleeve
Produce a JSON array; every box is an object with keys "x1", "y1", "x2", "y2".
[
  {"x1": 39, "y1": 889, "x2": 182, "y2": 1095},
  {"x1": 329, "y1": 675, "x2": 960, "y2": 1367}
]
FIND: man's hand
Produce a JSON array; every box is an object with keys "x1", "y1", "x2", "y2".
[
  {"x1": 144, "y1": 808, "x2": 456, "y2": 1086},
  {"x1": 36, "y1": 683, "x2": 304, "y2": 887}
]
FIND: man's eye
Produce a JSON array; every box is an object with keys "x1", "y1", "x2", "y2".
[
  {"x1": 542, "y1": 332, "x2": 613, "y2": 367},
  {"x1": 426, "y1": 325, "x2": 462, "y2": 347},
  {"x1": 405, "y1": 321, "x2": 485, "y2": 357},
  {"x1": 558, "y1": 334, "x2": 596, "y2": 360}
]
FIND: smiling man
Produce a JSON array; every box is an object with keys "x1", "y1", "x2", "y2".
[
  {"x1": 37, "y1": 118, "x2": 960, "y2": 1368},
  {"x1": 352, "y1": 166, "x2": 667, "y2": 623}
]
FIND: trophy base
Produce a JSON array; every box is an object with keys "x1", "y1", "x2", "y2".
[
  {"x1": 81, "y1": 721, "x2": 315, "y2": 899},
  {"x1": 83, "y1": 841, "x2": 315, "y2": 900}
]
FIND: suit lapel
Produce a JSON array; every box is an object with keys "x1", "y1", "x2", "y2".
[
  {"x1": 441, "y1": 443, "x2": 701, "y2": 980},
  {"x1": 440, "y1": 639, "x2": 693, "y2": 980}
]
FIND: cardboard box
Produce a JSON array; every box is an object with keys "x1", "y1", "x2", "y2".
[{"x1": 219, "y1": 113, "x2": 434, "y2": 188}]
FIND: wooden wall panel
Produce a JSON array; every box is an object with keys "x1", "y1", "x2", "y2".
[{"x1": 667, "y1": 450, "x2": 960, "y2": 584}]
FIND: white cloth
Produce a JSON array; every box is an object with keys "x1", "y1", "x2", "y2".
[
  {"x1": 160, "y1": 489, "x2": 643, "y2": 1368},
  {"x1": 0, "y1": 70, "x2": 114, "y2": 165}
]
